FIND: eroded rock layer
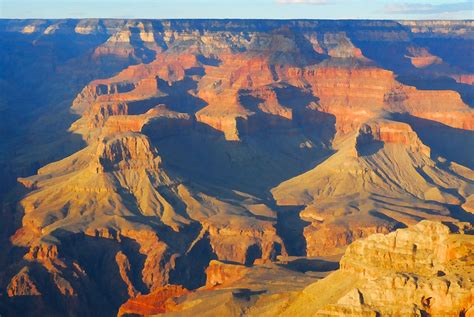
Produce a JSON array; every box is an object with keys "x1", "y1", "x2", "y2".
[
  {"x1": 135, "y1": 221, "x2": 474, "y2": 317},
  {"x1": 0, "y1": 19, "x2": 473, "y2": 316},
  {"x1": 281, "y1": 221, "x2": 474, "y2": 317}
]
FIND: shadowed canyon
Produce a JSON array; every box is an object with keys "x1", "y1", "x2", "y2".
[{"x1": 0, "y1": 19, "x2": 473, "y2": 316}]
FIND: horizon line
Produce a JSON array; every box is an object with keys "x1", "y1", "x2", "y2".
[{"x1": 1, "y1": 17, "x2": 473, "y2": 21}]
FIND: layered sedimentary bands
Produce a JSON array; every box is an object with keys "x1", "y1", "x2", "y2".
[{"x1": 0, "y1": 19, "x2": 473, "y2": 316}]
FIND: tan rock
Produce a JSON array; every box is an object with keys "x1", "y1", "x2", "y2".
[
  {"x1": 282, "y1": 221, "x2": 474, "y2": 317},
  {"x1": 205, "y1": 260, "x2": 250, "y2": 287}
]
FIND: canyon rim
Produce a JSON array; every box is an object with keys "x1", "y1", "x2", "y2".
[{"x1": 0, "y1": 17, "x2": 473, "y2": 317}]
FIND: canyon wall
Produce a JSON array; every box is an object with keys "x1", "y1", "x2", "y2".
[{"x1": 0, "y1": 19, "x2": 472, "y2": 316}]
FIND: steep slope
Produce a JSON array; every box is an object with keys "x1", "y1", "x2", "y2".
[
  {"x1": 9, "y1": 125, "x2": 286, "y2": 315},
  {"x1": 0, "y1": 19, "x2": 473, "y2": 316},
  {"x1": 280, "y1": 221, "x2": 474, "y2": 316},
  {"x1": 141, "y1": 221, "x2": 473, "y2": 317},
  {"x1": 272, "y1": 119, "x2": 474, "y2": 255}
]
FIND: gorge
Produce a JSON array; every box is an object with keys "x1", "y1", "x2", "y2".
[{"x1": 0, "y1": 19, "x2": 473, "y2": 316}]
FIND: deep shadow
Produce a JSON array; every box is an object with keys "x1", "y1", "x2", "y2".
[
  {"x1": 127, "y1": 77, "x2": 207, "y2": 115},
  {"x1": 368, "y1": 210, "x2": 407, "y2": 229},
  {"x1": 0, "y1": 28, "x2": 134, "y2": 207},
  {"x1": 274, "y1": 85, "x2": 319, "y2": 110},
  {"x1": 355, "y1": 123, "x2": 384, "y2": 156},
  {"x1": 0, "y1": 262, "x2": 95, "y2": 317},
  {"x1": 232, "y1": 288, "x2": 267, "y2": 301},
  {"x1": 391, "y1": 113, "x2": 474, "y2": 169},
  {"x1": 54, "y1": 229, "x2": 149, "y2": 311},
  {"x1": 278, "y1": 258, "x2": 339, "y2": 273},
  {"x1": 245, "y1": 244, "x2": 263, "y2": 266},
  {"x1": 356, "y1": 140, "x2": 384, "y2": 156},
  {"x1": 169, "y1": 230, "x2": 217, "y2": 289},
  {"x1": 396, "y1": 75, "x2": 474, "y2": 108},
  {"x1": 129, "y1": 27, "x2": 156, "y2": 63},
  {"x1": 446, "y1": 205, "x2": 474, "y2": 224},
  {"x1": 414, "y1": 38, "x2": 474, "y2": 73},
  {"x1": 197, "y1": 54, "x2": 222, "y2": 66},
  {"x1": 275, "y1": 206, "x2": 310, "y2": 256},
  {"x1": 144, "y1": 113, "x2": 335, "y2": 198}
]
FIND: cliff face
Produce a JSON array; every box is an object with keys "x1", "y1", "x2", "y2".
[
  {"x1": 281, "y1": 221, "x2": 474, "y2": 317},
  {"x1": 0, "y1": 19, "x2": 473, "y2": 316},
  {"x1": 129, "y1": 220, "x2": 473, "y2": 317}
]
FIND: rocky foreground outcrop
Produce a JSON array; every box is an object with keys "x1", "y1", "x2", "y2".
[
  {"x1": 281, "y1": 221, "x2": 474, "y2": 317},
  {"x1": 132, "y1": 220, "x2": 473, "y2": 316}
]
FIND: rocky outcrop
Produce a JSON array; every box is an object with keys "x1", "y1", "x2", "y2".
[
  {"x1": 117, "y1": 285, "x2": 189, "y2": 316},
  {"x1": 356, "y1": 120, "x2": 430, "y2": 156},
  {"x1": 204, "y1": 221, "x2": 286, "y2": 265},
  {"x1": 205, "y1": 260, "x2": 250, "y2": 287},
  {"x1": 303, "y1": 221, "x2": 394, "y2": 257},
  {"x1": 273, "y1": 118, "x2": 472, "y2": 255},
  {"x1": 7, "y1": 267, "x2": 41, "y2": 297},
  {"x1": 93, "y1": 21, "x2": 161, "y2": 60},
  {"x1": 96, "y1": 133, "x2": 160, "y2": 172},
  {"x1": 282, "y1": 221, "x2": 474, "y2": 317},
  {"x1": 340, "y1": 221, "x2": 453, "y2": 276},
  {"x1": 405, "y1": 46, "x2": 443, "y2": 68}
]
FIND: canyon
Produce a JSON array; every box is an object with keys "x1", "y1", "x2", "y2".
[{"x1": 0, "y1": 19, "x2": 473, "y2": 316}]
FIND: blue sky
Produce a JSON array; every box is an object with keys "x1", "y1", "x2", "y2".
[{"x1": 0, "y1": 0, "x2": 473, "y2": 19}]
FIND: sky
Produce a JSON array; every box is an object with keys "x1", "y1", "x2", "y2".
[{"x1": 0, "y1": 0, "x2": 473, "y2": 20}]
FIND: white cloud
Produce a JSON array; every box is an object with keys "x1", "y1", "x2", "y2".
[{"x1": 384, "y1": 1, "x2": 473, "y2": 14}]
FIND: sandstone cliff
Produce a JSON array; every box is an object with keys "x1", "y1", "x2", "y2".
[
  {"x1": 281, "y1": 221, "x2": 474, "y2": 316},
  {"x1": 1, "y1": 19, "x2": 473, "y2": 316}
]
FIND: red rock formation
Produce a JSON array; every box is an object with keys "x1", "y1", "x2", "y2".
[
  {"x1": 290, "y1": 65, "x2": 474, "y2": 134},
  {"x1": 405, "y1": 46, "x2": 443, "y2": 68},
  {"x1": 3, "y1": 19, "x2": 474, "y2": 317},
  {"x1": 452, "y1": 74, "x2": 474, "y2": 85},
  {"x1": 356, "y1": 120, "x2": 431, "y2": 156},
  {"x1": 96, "y1": 133, "x2": 160, "y2": 172},
  {"x1": 195, "y1": 54, "x2": 277, "y2": 140},
  {"x1": 117, "y1": 285, "x2": 189, "y2": 316}
]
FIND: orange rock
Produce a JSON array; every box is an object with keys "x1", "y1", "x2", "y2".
[
  {"x1": 7, "y1": 267, "x2": 41, "y2": 297},
  {"x1": 304, "y1": 221, "x2": 393, "y2": 257},
  {"x1": 5, "y1": 19, "x2": 474, "y2": 317},
  {"x1": 452, "y1": 74, "x2": 474, "y2": 85},
  {"x1": 117, "y1": 285, "x2": 189, "y2": 316},
  {"x1": 405, "y1": 46, "x2": 443, "y2": 68}
]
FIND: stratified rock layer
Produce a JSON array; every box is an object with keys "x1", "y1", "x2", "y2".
[
  {"x1": 281, "y1": 221, "x2": 474, "y2": 317},
  {"x1": 1, "y1": 19, "x2": 473, "y2": 316}
]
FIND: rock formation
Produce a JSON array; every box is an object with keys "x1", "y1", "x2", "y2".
[
  {"x1": 142, "y1": 221, "x2": 473, "y2": 317},
  {"x1": 117, "y1": 285, "x2": 189, "y2": 316},
  {"x1": 281, "y1": 221, "x2": 474, "y2": 316},
  {"x1": 0, "y1": 19, "x2": 473, "y2": 316},
  {"x1": 272, "y1": 119, "x2": 473, "y2": 255}
]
